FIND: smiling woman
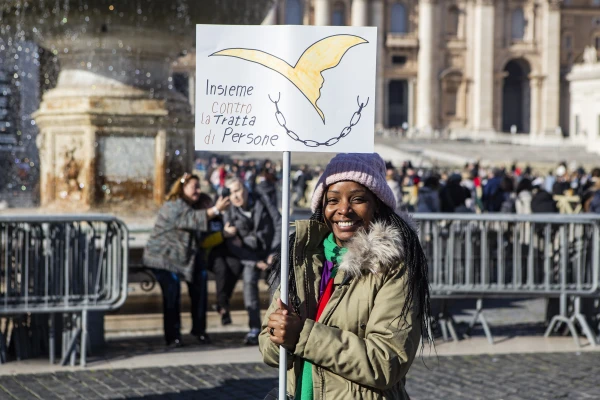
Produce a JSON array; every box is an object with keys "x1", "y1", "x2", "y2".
[
  {"x1": 323, "y1": 181, "x2": 377, "y2": 245},
  {"x1": 260, "y1": 153, "x2": 432, "y2": 400}
]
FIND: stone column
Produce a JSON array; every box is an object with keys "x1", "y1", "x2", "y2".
[
  {"x1": 351, "y1": 0, "x2": 369, "y2": 27},
  {"x1": 416, "y1": 0, "x2": 438, "y2": 132},
  {"x1": 472, "y1": 0, "x2": 495, "y2": 133},
  {"x1": 529, "y1": 75, "x2": 543, "y2": 136},
  {"x1": 541, "y1": 0, "x2": 561, "y2": 136},
  {"x1": 493, "y1": 72, "x2": 507, "y2": 131},
  {"x1": 314, "y1": 0, "x2": 331, "y2": 26},
  {"x1": 370, "y1": 0, "x2": 386, "y2": 129},
  {"x1": 408, "y1": 77, "x2": 416, "y2": 128}
]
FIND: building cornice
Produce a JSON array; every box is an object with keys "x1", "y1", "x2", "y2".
[
  {"x1": 547, "y1": 0, "x2": 562, "y2": 12},
  {"x1": 567, "y1": 65, "x2": 600, "y2": 82}
]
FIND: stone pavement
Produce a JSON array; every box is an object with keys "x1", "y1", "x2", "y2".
[
  {"x1": 2, "y1": 298, "x2": 600, "y2": 399},
  {"x1": 1, "y1": 352, "x2": 599, "y2": 399}
]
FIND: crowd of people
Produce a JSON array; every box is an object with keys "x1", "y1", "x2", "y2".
[
  {"x1": 146, "y1": 153, "x2": 431, "y2": 398},
  {"x1": 143, "y1": 155, "x2": 600, "y2": 350},
  {"x1": 390, "y1": 161, "x2": 600, "y2": 215},
  {"x1": 198, "y1": 156, "x2": 600, "y2": 216}
]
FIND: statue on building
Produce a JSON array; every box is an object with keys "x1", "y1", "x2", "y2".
[{"x1": 583, "y1": 46, "x2": 598, "y2": 64}]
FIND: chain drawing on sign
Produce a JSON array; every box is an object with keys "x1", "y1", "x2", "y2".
[{"x1": 268, "y1": 93, "x2": 369, "y2": 148}]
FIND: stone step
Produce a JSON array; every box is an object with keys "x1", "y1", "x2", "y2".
[
  {"x1": 105, "y1": 310, "x2": 256, "y2": 339},
  {"x1": 119, "y1": 279, "x2": 272, "y2": 315}
]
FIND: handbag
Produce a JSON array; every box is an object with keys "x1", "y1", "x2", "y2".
[{"x1": 264, "y1": 388, "x2": 293, "y2": 400}]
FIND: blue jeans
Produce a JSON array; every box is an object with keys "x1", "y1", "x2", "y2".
[{"x1": 152, "y1": 268, "x2": 208, "y2": 344}]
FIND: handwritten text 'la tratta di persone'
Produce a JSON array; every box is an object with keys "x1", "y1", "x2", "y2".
[{"x1": 201, "y1": 79, "x2": 279, "y2": 147}]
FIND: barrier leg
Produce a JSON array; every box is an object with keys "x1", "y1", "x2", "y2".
[
  {"x1": 439, "y1": 320, "x2": 449, "y2": 341},
  {"x1": 0, "y1": 334, "x2": 5, "y2": 364},
  {"x1": 476, "y1": 300, "x2": 494, "y2": 345},
  {"x1": 70, "y1": 315, "x2": 77, "y2": 367},
  {"x1": 545, "y1": 316, "x2": 581, "y2": 347},
  {"x1": 466, "y1": 299, "x2": 494, "y2": 344},
  {"x1": 61, "y1": 314, "x2": 68, "y2": 362},
  {"x1": 14, "y1": 318, "x2": 22, "y2": 361},
  {"x1": 570, "y1": 297, "x2": 596, "y2": 347},
  {"x1": 544, "y1": 295, "x2": 581, "y2": 348},
  {"x1": 49, "y1": 314, "x2": 55, "y2": 365},
  {"x1": 438, "y1": 301, "x2": 459, "y2": 342},
  {"x1": 446, "y1": 319, "x2": 458, "y2": 342},
  {"x1": 61, "y1": 326, "x2": 82, "y2": 366},
  {"x1": 544, "y1": 317, "x2": 560, "y2": 337},
  {"x1": 1, "y1": 318, "x2": 9, "y2": 363},
  {"x1": 80, "y1": 311, "x2": 88, "y2": 367},
  {"x1": 439, "y1": 315, "x2": 458, "y2": 341},
  {"x1": 0, "y1": 319, "x2": 6, "y2": 364}
]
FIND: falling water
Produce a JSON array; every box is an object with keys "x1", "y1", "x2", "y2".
[{"x1": 0, "y1": 0, "x2": 275, "y2": 210}]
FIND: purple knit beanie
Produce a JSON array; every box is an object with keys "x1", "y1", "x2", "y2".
[{"x1": 311, "y1": 153, "x2": 396, "y2": 212}]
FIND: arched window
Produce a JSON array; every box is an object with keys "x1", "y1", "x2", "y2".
[
  {"x1": 390, "y1": 3, "x2": 408, "y2": 34},
  {"x1": 446, "y1": 6, "x2": 460, "y2": 37},
  {"x1": 284, "y1": 0, "x2": 303, "y2": 25},
  {"x1": 511, "y1": 8, "x2": 526, "y2": 40},
  {"x1": 332, "y1": 2, "x2": 346, "y2": 26}
]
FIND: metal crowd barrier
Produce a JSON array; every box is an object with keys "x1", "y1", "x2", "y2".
[
  {"x1": 413, "y1": 213, "x2": 600, "y2": 347},
  {"x1": 0, "y1": 215, "x2": 129, "y2": 366}
]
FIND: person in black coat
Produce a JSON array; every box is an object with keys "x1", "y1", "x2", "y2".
[
  {"x1": 440, "y1": 173, "x2": 471, "y2": 212},
  {"x1": 214, "y1": 177, "x2": 282, "y2": 345},
  {"x1": 531, "y1": 178, "x2": 558, "y2": 213}
]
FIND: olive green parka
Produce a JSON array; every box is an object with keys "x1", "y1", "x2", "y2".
[{"x1": 259, "y1": 219, "x2": 421, "y2": 400}]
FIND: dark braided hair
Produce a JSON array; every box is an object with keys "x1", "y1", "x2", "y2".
[{"x1": 268, "y1": 203, "x2": 433, "y2": 346}]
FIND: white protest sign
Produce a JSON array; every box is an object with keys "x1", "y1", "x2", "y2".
[{"x1": 195, "y1": 25, "x2": 376, "y2": 153}]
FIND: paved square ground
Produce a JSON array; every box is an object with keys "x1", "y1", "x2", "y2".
[{"x1": 1, "y1": 352, "x2": 599, "y2": 399}]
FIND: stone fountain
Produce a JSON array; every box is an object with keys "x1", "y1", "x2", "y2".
[{"x1": 0, "y1": 0, "x2": 274, "y2": 211}]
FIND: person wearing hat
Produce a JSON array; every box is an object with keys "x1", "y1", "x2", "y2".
[{"x1": 259, "y1": 153, "x2": 432, "y2": 400}]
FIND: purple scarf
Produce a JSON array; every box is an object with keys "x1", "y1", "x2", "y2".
[{"x1": 319, "y1": 260, "x2": 336, "y2": 299}]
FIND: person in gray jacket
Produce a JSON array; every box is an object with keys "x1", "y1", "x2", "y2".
[
  {"x1": 219, "y1": 177, "x2": 282, "y2": 345},
  {"x1": 143, "y1": 173, "x2": 235, "y2": 347}
]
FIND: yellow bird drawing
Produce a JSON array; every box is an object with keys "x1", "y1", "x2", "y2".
[{"x1": 210, "y1": 34, "x2": 368, "y2": 123}]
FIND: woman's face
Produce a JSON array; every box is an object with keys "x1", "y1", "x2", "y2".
[
  {"x1": 183, "y1": 178, "x2": 201, "y2": 203},
  {"x1": 228, "y1": 180, "x2": 248, "y2": 208},
  {"x1": 323, "y1": 181, "x2": 378, "y2": 247}
]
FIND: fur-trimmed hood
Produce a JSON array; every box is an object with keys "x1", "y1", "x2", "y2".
[
  {"x1": 338, "y1": 221, "x2": 405, "y2": 278},
  {"x1": 264, "y1": 218, "x2": 422, "y2": 400}
]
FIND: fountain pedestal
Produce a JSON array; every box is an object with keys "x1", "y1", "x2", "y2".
[
  {"x1": 1, "y1": 0, "x2": 274, "y2": 210},
  {"x1": 34, "y1": 33, "x2": 194, "y2": 209}
]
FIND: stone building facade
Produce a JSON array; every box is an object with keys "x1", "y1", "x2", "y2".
[
  {"x1": 568, "y1": 47, "x2": 600, "y2": 153},
  {"x1": 258, "y1": 0, "x2": 600, "y2": 142}
]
